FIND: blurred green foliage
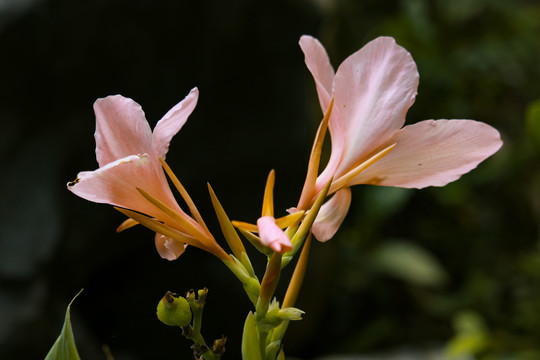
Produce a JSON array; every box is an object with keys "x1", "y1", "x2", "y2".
[{"x1": 292, "y1": 0, "x2": 540, "y2": 359}]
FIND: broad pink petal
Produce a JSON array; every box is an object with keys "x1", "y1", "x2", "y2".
[
  {"x1": 312, "y1": 188, "x2": 351, "y2": 242},
  {"x1": 153, "y1": 87, "x2": 199, "y2": 159},
  {"x1": 329, "y1": 37, "x2": 419, "y2": 182},
  {"x1": 257, "y1": 216, "x2": 293, "y2": 253},
  {"x1": 349, "y1": 120, "x2": 503, "y2": 189},
  {"x1": 299, "y1": 35, "x2": 335, "y2": 112},
  {"x1": 155, "y1": 233, "x2": 188, "y2": 261},
  {"x1": 67, "y1": 154, "x2": 182, "y2": 219},
  {"x1": 94, "y1": 95, "x2": 155, "y2": 167}
]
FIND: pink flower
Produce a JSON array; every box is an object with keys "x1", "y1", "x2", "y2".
[
  {"x1": 68, "y1": 88, "x2": 228, "y2": 261},
  {"x1": 299, "y1": 35, "x2": 503, "y2": 241},
  {"x1": 232, "y1": 170, "x2": 304, "y2": 254},
  {"x1": 257, "y1": 216, "x2": 293, "y2": 253}
]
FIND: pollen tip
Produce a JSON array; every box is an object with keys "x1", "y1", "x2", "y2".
[{"x1": 67, "y1": 178, "x2": 80, "y2": 186}]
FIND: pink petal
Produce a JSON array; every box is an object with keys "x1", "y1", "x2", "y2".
[
  {"x1": 299, "y1": 35, "x2": 342, "y2": 193},
  {"x1": 257, "y1": 216, "x2": 293, "y2": 253},
  {"x1": 299, "y1": 35, "x2": 335, "y2": 112},
  {"x1": 94, "y1": 95, "x2": 155, "y2": 167},
  {"x1": 349, "y1": 120, "x2": 503, "y2": 189},
  {"x1": 312, "y1": 188, "x2": 351, "y2": 242},
  {"x1": 67, "y1": 154, "x2": 182, "y2": 219},
  {"x1": 153, "y1": 87, "x2": 199, "y2": 159},
  {"x1": 326, "y1": 37, "x2": 419, "y2": 184},
  {"x1": 155, "y1": 233, "x2": 188, "y2": 261}
]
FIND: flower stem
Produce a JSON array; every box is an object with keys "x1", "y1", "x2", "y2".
[{"x1": 184, "y1": 289, "x2": 224, "y2": 360}]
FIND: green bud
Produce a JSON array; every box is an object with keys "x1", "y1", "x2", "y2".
[
  {"x1": 266, "y1": 307, "x2": 305, "y2": 324},
  {"x1": 156, "y1": 291, "x2": 192, "y2": 327}
]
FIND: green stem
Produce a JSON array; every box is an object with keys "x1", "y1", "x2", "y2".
[
  {"x1": 259, "y1": 329, "x2": 269, "y2": 360},
  {"x1": 223, "y1": 258, "x2": 261, "y2": 306},
  {"x1": 184, "y1": 290, "x2": 222, "y2": 360}
]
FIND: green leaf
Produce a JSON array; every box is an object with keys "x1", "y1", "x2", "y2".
[
  {"x1": 444, "y1": 310, "x2": 489, "y2": 358},
  {"x1": 370, "y1": 240, "x2": 447, "y2": 287},
  {"x1": 45, "y1": 290, "x2": 83, "y2": 360},
  {"x1": 241, "y1": 312, "x2": 263, "y2": 360}
]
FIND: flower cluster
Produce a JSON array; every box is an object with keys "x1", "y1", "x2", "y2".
[{"x1": 68, "y1": 35, "x2": 502, "y2": 360}]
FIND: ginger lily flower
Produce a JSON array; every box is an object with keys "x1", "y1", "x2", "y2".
[
  {"x1": 68, "y1": 88, "x2": 229, "y2": 261},
  {"x1": 299, "y1": 35, "x2": 503, "y2": 241},
  {"x1": 233, "y1": 170, "x2": 304, "y2": 254}
]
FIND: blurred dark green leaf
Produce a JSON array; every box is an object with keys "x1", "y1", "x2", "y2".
[
  {"x1": 525, "y1": 99, "x2": 540, "y2": 147},
  {"x1": 444, "y1": 310, "x2": 489, "y2": 359},
  {"x1": 370, "y1": 240, "x2": 448, "y2": 287}
]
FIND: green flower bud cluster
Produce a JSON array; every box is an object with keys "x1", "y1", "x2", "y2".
[
  {"x1": 156, "y1": 291, "x2": 192, "y2": 327},
  {"x1": 256, "y1": 298, "x2": 305, "y2": 332}
]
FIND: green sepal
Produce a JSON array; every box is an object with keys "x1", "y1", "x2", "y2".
[
  {"x1": 265, "y1": 341, "x2": 281, "y2": 359},
  {"x1": 224, "y1": 256, "x2": 261, "y2": 305},
  {"x1": 45, "y1": 289, "x2": 83, "y2": 360},
  {"x1": 239, "y1": 251, "x2": 257, "y2": 280},
  {"x1": 242, "y1": 312, "x2": 263, "y2": 360},
  {"x1": 266, "y1": 307, "x2": 304, "y2": 323},
  {"x1": 237, "y1": 227, "x2": 273, "y2": 257}
]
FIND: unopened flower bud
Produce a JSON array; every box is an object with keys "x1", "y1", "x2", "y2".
[
  {"x1": 266, "y1": 307, "x2": 305, "y2": 324},
  {"x1": 156, "y1": 291, "x2": 192, "y2": 327}
]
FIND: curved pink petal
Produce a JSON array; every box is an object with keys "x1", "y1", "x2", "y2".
[
  {"x1": 94, "y1": 95, "x2": 155, "y2": 167},
  {"x1": 312, "y1": 187, "x2": 351, "y2": 242},
  {"x1": 155, "y1": 233, "x2": 188, "y2": 261},
  {"x1": 67, "y1": 154, "x2": 182, "y2": 219},
  {"x1": 349, "y1": 120, "x2": 503, "y2": 189},
  {"x1": 328, "y1": 37, "x2": 419, "y2": 183},
  {"x1": 257, "y1": 216, "x2": 293, "y2": 253},
  {"x1": 299, "y1": 35, "x2": 334, "y2": 112},
  {"x1": 299, "y1": 35, "x2": 342, "y2": 193},
  {"x1": 153, "y1": 87, "x2": 199, "y2": 159}
]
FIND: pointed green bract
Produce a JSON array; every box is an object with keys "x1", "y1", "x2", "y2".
[
  {"x1": 207, "y1": 183, "x2": 249, "y2": 264},
  {"x1": 237, "y1": 227, "x2": 273, "y2": 256},
  {"x1": 242, "y1": 312, "x2": 263, "y2": 360},
  {"x1": 45, "y1": 290, "x2": 83, "y2": 360}
]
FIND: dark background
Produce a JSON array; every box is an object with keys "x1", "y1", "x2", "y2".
[{"x1": 1, "y1": 0, "x2": 539, "y2": 359}]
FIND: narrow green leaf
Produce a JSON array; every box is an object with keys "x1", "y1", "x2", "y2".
[{"x1": 45, "y1": 289, "x2": 83, "y2": 360}]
